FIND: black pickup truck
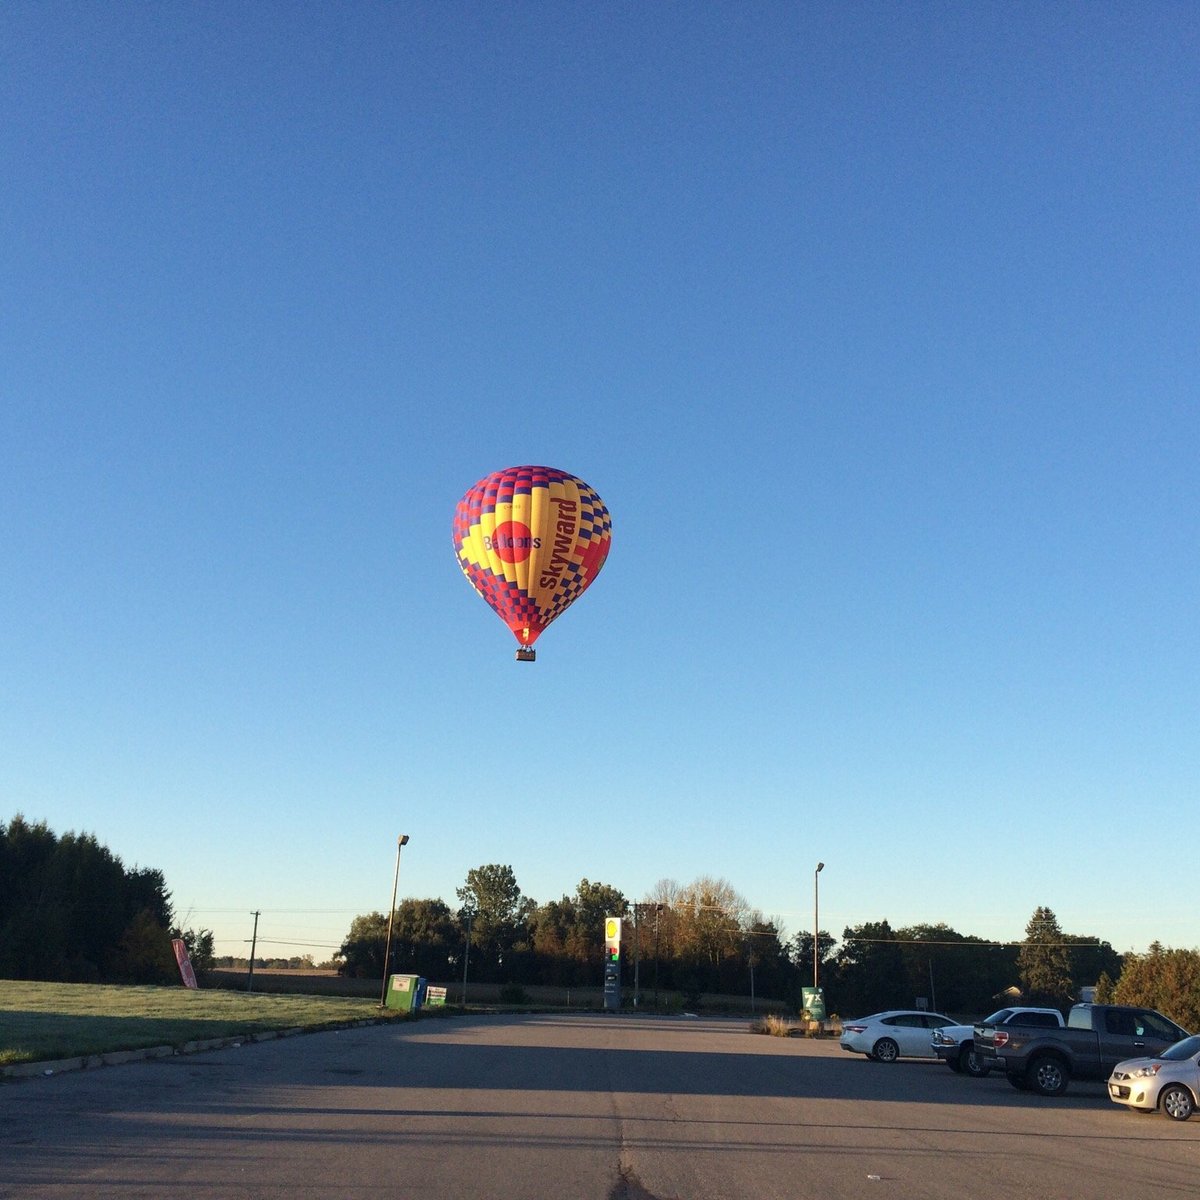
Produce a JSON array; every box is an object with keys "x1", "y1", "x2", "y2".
[{"x1": 974, "y1": 1003, "x2": 1188, "y2": 1096}]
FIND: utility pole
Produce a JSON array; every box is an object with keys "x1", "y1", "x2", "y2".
[
  {"x1": 633, "y1": 906, "x2": 640, "y2": 1006},
  {"x1": 247, "y1": 910, "x2": 260, "y2": 993},
  {"x1": 748, "y1": 936, "x2": 756, "y2": 1013},
  {"x1": 653, "y1": 904, "x2": 662, "y2": 1009}
]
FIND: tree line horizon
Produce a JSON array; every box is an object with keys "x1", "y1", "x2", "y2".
[
  {"x1": 333, "y1": 863, "x2": 1132, "y2": 1018},
  {"x1": 4, "y1": 819, "x2": 1197, "y2": 1029}
]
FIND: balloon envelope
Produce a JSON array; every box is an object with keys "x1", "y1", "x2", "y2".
[{"x1": 452, "y1": 465, "x2": 612, "y2": 649}]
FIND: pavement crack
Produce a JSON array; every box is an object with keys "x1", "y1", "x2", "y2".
[{"x1": 608, "y1": 1160, "x2": 673, "y2": 1200}]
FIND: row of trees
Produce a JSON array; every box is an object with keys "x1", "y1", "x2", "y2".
[
  {"x1": 337, "y1": 869, "x2": 784, "y2": 995},
  {"x1": 825, "y1": 906, "x2": 1123, "y2": 1017},
  {"x1": 338, "y1": 869, "x2": 630, "y2": 985},
  {"x1": 1099, "y1": 944, "x2": 1200, "y2": 1032},
  {"x1": 338, "y1": 865, "x2": 1127, "y2": 1015},
  {"x1": 0, "y1": 815, "x2": 213, "y2": 984},
  {"x1": 5, "y1": 820, "x2": 1183, "y2": 1025},
  {"x1": 214, "y1": 954, "x2": 332, "y2": 970}
]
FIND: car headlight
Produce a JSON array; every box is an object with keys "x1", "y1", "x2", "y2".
[{"x1": 1133, "y1": 1064, "x2": 1162, "y2": 1078}]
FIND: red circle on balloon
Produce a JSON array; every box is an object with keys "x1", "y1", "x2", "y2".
[{"x1": 491, "y1": 520, "x2": 535, "y2": 563}]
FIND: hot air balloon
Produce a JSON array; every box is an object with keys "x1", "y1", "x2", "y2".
[{"x1": 452, "y1": 465, "x2": 612, "y2": 661}]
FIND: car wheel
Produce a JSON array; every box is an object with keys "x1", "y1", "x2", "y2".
[
  {"x1": 1007, "y1": 1072, "x2": 1031, "y2": 1091},
  {"x1": 1160, "y1": 1084, "x2": 1195, "y2": 1121},
  {"x1": 960, "y1": 1044, "x2": 990, "y2": 1078},
  {"x1": 1028, "y1": 1055, "x2": 1069, "y2": 1097},
  {"x1": 873, "y1": 1038, "x2": 899, "y2": 1063}
]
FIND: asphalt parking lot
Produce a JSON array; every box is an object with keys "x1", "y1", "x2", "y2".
[{"x1": 2, "y1": 1013, "x2": 1195, "y2": 1199}]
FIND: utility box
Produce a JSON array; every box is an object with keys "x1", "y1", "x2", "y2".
[{"x1": 385, "y1": 973, "x2": 422, "y2": 1012}]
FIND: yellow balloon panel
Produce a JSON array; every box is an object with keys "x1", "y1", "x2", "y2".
[{"x1": 452, "y1": 466, "x2": 611, "y2": 648}]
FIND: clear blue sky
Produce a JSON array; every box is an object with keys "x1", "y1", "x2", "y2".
[{"x1": 3, "y1": 4, "x2": 1196, "y2": 964}]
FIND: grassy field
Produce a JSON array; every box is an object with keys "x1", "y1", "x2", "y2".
[{"x1": 0, "y1": 980, "x2": 402, "y2": 1066}]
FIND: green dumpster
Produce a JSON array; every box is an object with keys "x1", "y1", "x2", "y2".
[{"x1": 385, "y1": 973, "x2": 421, "y2": 1012}]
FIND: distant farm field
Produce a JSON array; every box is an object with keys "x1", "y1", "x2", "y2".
[{"x1": 0, "y1": 980, "x2": 400, "y2": 1066}]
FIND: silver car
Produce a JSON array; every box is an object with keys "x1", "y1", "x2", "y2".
[
  {"x1": 839, "y1": 1010, "x2": 955, "y2": 1063},
  {"x1": 1108, "y1": 1034, "x2": 1200, "y2": 1120}
]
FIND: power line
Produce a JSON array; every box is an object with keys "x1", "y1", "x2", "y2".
[
  {"x1": 842, "y1": 938, "x2": 1101, "y2": 948},
  {"x1": 240, "y1": 938, "x2": 342, "y2": 949},
  {"x1": 183, "y1": 908, "x2": 362, "y2": 915}
]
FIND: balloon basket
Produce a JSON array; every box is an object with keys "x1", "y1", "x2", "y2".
[{"x1": 515, "y1": 647, "x2": 536, "y2": 662}]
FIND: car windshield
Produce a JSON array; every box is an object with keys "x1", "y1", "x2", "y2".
[{"x1": 1159, "y1": 1036, "x2": 1200, "y2": 1062}]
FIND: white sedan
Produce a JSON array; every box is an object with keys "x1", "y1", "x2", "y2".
[
  {"x1": 1108, "y1": 1035, "x2": 1200, "y2": 1120},
  {"x1": 840, "y1": 1010, "x2": 956, "y2": 1062}
]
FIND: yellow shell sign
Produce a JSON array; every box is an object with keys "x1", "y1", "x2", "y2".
[{"x1": 605, "y1": 918, "x2": 620, "y2": 941}]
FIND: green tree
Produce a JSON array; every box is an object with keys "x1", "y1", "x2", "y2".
[
  {"x1": 112, "y1": 908, "x2": 176, "y2": 983},
  {"x1": 744, "y1": 915, "x2": 791, "y2": 1000},
  {"x1": 530, "y1": 879, "x2": 628, "y2": 986},
  {"x1": 174, "y1": 927, "x2": 216, "y2": 974},
  {"x1": 834, "y1": 920, "x2": 909, "y2": 1016},
  {"x1": 0, "y1": 815, "x2": 64, "y2": 979},
  {"x1": 389, "y1": 898, "x2": 459, "y2": 979},
  {"x1": 894, "y1": 924, "x2": 1017, "y2": 1014},
  {"x1": 529, "y1": 897, "x2": 576, "y2": 984},
  {"x1": 1062, "y1": 934, "x2": 1122, "y2": 995},
  {"x1": 337, "y1": 911, "x2": 390, "y2": 978},
  {"x1": 570, "y1": 879, "x2": 628, "y2": 953},
  {"x1": 792, "y1": 929, "x2": 838, "y2": 994},
  {"x1": 338, "y1": 901, "x2": 461, "y2": 980},
  {"x1": 0, "y1": 814, "x2": 175, "y2": 983},
  {"x1": 1017, "y1": 906, "x2": 1074, "y2": 1007},
  {"x1": 1112, "y1": 944, "x2": 1200, "y2": 1031},
  {"x1": 456, "y1": 864, "x2": 535, "y2": 982}
]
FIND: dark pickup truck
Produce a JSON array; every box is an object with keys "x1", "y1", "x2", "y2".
[{"x1": 974, "y1": 1003, "x2": 1189, "y2": 1096}]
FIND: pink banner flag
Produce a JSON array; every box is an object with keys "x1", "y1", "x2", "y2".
[{"x1": 172, "y1": 938, "x2": 199, "y2": 989}]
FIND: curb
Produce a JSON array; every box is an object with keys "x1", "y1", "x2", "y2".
[{"x1": 1, "y1": 1016, "x2": 397, "y2": 1083}]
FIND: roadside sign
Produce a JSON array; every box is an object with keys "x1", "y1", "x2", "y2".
[
  {"x1": 603, "y1": 915, "x2": 621, "y2": 1010},
  {"x1": 172, "y1": 939, "x2": 198, "y2": 989},
  {"x1": 801, "y1": 987, "x2": 826, "y2": 1021}
]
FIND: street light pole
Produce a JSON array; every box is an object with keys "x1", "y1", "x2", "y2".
[
  {"x1": 813, "y1": 861, "x2": 824, "y2": 992},
  {"x1": 379, "y1": 834, "x2": 410, "y2": 1008}
]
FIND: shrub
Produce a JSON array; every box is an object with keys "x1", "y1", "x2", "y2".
[{"x1": 750, "y1": 1014, "x2": 796, "y2": 1037}]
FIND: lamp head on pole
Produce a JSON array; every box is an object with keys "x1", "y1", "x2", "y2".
[
  {"x1": 816, "y1": 861, "x2": 824, "y2": 874},
  {"x1": 399, "y1": 834, "x2": 410, "y2": 846}
]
